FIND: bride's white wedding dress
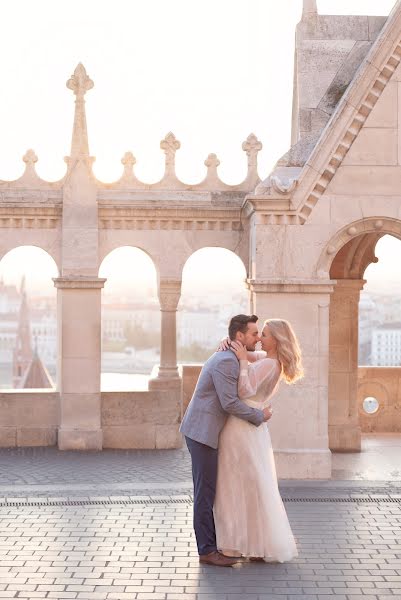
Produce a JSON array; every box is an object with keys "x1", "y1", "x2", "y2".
[{"x1": 214, "y1": 354, "x2": 298, "y2": 562}]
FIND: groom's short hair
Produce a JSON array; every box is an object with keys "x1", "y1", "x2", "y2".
[{"x1": 228, "y1": 314, "x2": 258, "y2": 340}]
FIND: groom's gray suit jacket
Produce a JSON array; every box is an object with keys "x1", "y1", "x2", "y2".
[{"x1": 180, "y1": 350, "x2": 264, "y2": 449}]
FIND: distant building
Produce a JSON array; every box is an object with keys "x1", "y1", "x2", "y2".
[
  {"x1": 371, "y1": 323, "x2": 401, "y2": 366},
  {"x1": 0, "y1": 279, "x2": 20, "y2": 364},
  {"x1": 358, "y1": 294, "x2": 378, "y2": 365},
  {"x1": 101, "y1": 302, "x2": 160, "y2": 343},
  {"x1": 21, "y1": 344, "x2": 54, "y2": 388}
]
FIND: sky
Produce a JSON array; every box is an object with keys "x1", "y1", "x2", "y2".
[{"x1": 0, "y1": 0, "x2": 400, "y2": 295}]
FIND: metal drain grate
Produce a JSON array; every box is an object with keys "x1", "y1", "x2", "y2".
[
  {"x1": 0, "y1": 497, "x2": 193, "y2": 507},
  {"x1": 0, "y1": 495, "x2": 400, "y2": 507},
  {"x1": 283, "y1": 496, "x2": 401, "y2": 503}
]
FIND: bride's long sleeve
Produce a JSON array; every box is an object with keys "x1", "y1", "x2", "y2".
[{"x1": 238, "y1": 358, "x2": 280, "y2": 399}]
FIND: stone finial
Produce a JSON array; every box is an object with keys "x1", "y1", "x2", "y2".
[
  {"x1": 66, "y1": 63, "x2": 94, "y2": 162},
  {"x1": 160, "y1": 132, "x2": 180, "y2": 176},
  {"x1": 242, "y1": 133, "x2": 262, "y2": 168},
  {"x1": 23, "y1": 149, "x2": 38, "y2": 166},
  {"x1": 204, "y1": 153, "x2": 220, "y2": 169},
  {"x1": 21, "y1": 149, "x2": 39, "y2": 181},
  {"x1": 203, "y1": 153, "x2": 221, "y2": 183},
  {"x1": 121, "y1": 151, "x2": 136, "y2": 179},
  {"x1": 302, "y1": 0, "x2": 318, "y2": 19},
  {"x1": 66, "y1": 62, "x2": 94, "y2": 99}
]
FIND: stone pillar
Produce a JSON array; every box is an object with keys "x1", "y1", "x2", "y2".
[
  {"x1": 328, "y1": 279, "x2": 364, "y2": 451},
  {"x1": 149, "y1": 279, "x2": 182, "y2": 391},
  {"x1": 54, "y1": 276, "x2": 106, "y2": 450},
  {"x1": 247, "y1": 278, "x2": 334, "y2": 479}
]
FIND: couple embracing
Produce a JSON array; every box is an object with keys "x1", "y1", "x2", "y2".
[{"x1": 180, "y1": 314, "x2": 303, "y2": 566}]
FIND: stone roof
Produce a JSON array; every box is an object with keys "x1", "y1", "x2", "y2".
[{"x1": 21, "y1": 349, "x2": 54, "y2": 389}]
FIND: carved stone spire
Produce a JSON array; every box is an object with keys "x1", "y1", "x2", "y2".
[
  {"x1": 302, "y1": 0, "x2": 318, "y2": 19},
  {"x1": 66, "y1": 63, "x2": 94, "y2": 160},
  {"x1": 13, "y1": 275, "x2": 33, "y2": 388}
]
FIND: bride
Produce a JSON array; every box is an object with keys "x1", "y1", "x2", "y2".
[{"x1": 214, "y1": 318, "x2": 303, "y2": 562}]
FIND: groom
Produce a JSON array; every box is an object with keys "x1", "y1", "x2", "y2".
[{"x1": 180, "y1": 314, "x2": 272, "y2": 567}]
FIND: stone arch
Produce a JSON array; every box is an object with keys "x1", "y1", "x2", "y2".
[
  {"x1": 0, "y1": 243, "x2": 60, "y2": 275},
  {"x1": 98, "y1": 244, "x2": 159, "y2": 278},
  {"x1": 98, "y1": 246, "x2": 160, "y2": 391},
  {"x1": 319, "y1": 217, "x2": 401, "y2": 452},
  {"x1": 315, "y1": 217, "x2": 401, "y2": 279},
  {"x1": 178, "y1": 247, "x2": 248, "y2": 362},
  {"x1": 180, "y1": 245, "x2": 248, "y2": 282}
]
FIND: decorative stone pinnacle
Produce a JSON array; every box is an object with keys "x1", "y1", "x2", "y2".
[
  {"x1": 66, "y1": 63, "x2": 94, "y2": 99},
  {"x1": 121, "y1": 151, "x2": 136, "y2": 168},
  {"x1": 204, "y1": 153, "x2": 220, "y2": 168},
  {"x1": 66, "y1": 63, "x2": 93, "y2": 162},
  {"x1": 120, "y1": 151, "x2": 137, "y2": 181},
  {"x1": 242, "y1": 133, "x2": 262, "y2": 167},
  {"x1": 23, "y1": 149, "x2": 38, "y2": 165},
  {"x1": 160, "y1": 132, "x2": 181, "y2": 167},
  {"x1": 302, "y1": 0, "x2": 317, "y2": 18}
]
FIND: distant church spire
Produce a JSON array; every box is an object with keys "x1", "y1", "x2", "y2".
[
  {"x1": 302, "y1": 0, "x2": 318, "y2": 19},
  {"x1": 13, "y1": 275, "x2": 33, "y2": 387}
]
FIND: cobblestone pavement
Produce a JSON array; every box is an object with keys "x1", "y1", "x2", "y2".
[
  {"x1": 0, "y1": 498, "x2": 400, "y2": 599},
  {"x1": 0, "y1": 442, "x2": 400, "y2": 599},
  {"x1": 0, "y1": 432, "x2": 400, "y2": 492}
]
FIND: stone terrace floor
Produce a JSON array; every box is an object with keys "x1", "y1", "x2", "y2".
[{"x1": 0, "y1": 433, "x2": 399, "y2": 600}]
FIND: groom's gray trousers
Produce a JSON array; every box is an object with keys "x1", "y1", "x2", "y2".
[
  {"x1": 185, "y1": 436, "x2": 218, "y2": 555},
  {"x1": 180, "y1": 350, "x2": 264, "y2": 555}
]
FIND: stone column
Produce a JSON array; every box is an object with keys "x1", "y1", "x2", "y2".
[
  {"x1": 247, "y1": 278, "x2": 334, "y2": 479},
  {"x1": 328, "y1": 279, "x2": 365, "y2": 451},
  {"x1": 54, "y1": 276, "x2": 106, "y2": 450},
  {"x1": 149, "y1": 279, "x2": 182, "y2": 390}
]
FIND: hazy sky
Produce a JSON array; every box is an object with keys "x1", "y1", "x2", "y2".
[{"x1": 0, "y1": 0, "x2": 400, "y2": 293}]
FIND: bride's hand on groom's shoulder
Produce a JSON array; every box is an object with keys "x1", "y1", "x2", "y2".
[
  {"x1": 217, "y1": 337, "x2": 231, "y2": 352},
  {"x1": 230, "y1": 341, "x2": 248, "y2": 361}
]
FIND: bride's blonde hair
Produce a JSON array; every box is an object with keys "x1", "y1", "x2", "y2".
[{"x1": 264, "y1": 319, "x2": 304, "y2": 384}]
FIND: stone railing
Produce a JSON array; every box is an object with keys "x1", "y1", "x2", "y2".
[
  {"x1": 0, "y1": 390, "x2": 59, "y2": 446},
  {"x1": 358, "y1": 366, "x2": 401, "y2": 432},
  {"x1": 1, "y1": 365, "x2": 398, "y2": 448}
]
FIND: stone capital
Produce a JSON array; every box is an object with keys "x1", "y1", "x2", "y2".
[
  {"x1": 53, "y1": 276, "x2": 107, "y2": 290},
  {"x1": 158, "y1": 279, "x2": 182, "y2": 311},
  {"x1": 247, "y1": 278, "x2": 336, "y2": 294},
  {"x1": 332, "y1": 279, "x2": 366, "y2": 293}
]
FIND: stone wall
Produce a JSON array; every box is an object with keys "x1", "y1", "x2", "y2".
[
  {"x1": 101, "y1": 390, "x2": 182, "y2": 449},
  {"x1": 358, "y1": 367, "x2": 401, "y2": 433},
  {"x1": 0, "y1": 390, "x2": 59, "y2": 447}
]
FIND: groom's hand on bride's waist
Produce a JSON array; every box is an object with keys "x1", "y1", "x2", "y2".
[{"x1": 262, "y1": 407, "x2": 273, "y2": 421}]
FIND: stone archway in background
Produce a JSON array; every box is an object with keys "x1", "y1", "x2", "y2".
[
  {"x1": 98, "y1": 246, "x2": 159, "y2": 391},
  {"x1": 317, "y1": 218, "x2": 401, "y2": 451}
]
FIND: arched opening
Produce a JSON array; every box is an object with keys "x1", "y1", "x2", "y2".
[
  {"x1": 0, "y1": 246, "x2": 58, "y2": 389},
  {"x1": 327, "y1": 228, "x2": 401, "y2": 457},
  {"x1": 99, "y1": 246, "x2": 159, "y2": 391},
  {"x1": 179, "y1": 247, "x2": 248, "y2": 363}
]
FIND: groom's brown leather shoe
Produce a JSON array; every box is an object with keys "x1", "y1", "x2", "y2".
[{"x1": 199, "y1": 551, "x2": 238, "y2": 567}]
